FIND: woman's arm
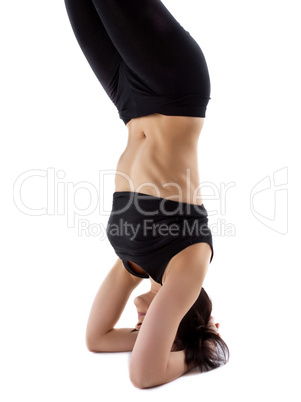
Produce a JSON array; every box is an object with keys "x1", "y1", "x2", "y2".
[
  {"x1": 129, "y1": 243, "x2": 211, "y2": 388},
  {"x1": 129, "y1": 275, "x2": 196, "y2": 387},
  {"x1": 85, "y1": 258, "x2": 143, "y2": 352}
]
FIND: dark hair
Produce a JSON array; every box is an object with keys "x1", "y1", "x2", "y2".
[{"x1": 172, "y1": 287, "x2": 230, "y2": 372}]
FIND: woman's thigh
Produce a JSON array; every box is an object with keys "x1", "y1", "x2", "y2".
[{"x1": 90, "y1": 0, "x2": 210, "y2": 95}]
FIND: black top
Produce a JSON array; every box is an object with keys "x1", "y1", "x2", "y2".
[{"x1": 106, "y1": 192, "x2": 214, "y2": 285}]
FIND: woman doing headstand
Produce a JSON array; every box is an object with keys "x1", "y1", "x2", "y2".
[{"x1": 64, "y1": 0, "x2": 230, "y2": 388}]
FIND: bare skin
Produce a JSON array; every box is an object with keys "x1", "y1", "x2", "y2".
[
  {"x1": 86, "y1": 114, "x2": 216, "y2": 388},
  {"x1": 115, "y1": 113, "x2": 205, "y2": 205},
  {"x1": 134, "y1": 277, "x2": 220, "y2": 336},
  {"x1": 115, "y1": 113, "x2": 208, "y2": 282}
]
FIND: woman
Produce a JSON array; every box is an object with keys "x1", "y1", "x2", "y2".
[{"x1": 64, "y1": 0, "x2": 230, "y2": 388}]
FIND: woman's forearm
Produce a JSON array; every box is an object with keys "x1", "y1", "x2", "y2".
[
  {"x1": 164, "y1": 350, "x2": 190, "y2": 382},
  {"x1": 150, "y1": 350, "x2": 189, "y2": 388},
  {"x1": 87, "y1": 328, "x2": 139, "y2": 353},
  {"x1": 85, "y1": 260, "x2": 143, "y2": 351},
  {"x1": 130, "y1": 349, "x2": 189, "y2": 389}
]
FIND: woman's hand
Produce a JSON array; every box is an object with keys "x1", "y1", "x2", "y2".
[
  {"x1": 208, "y1": 315, "x2": 221, "y2": 337},
  {"x1": 134, "y1": 277, "x2": 161, "y2": 331},
  {"x1": 134, "y1": 290, "x2": 155, "y2": 331}
]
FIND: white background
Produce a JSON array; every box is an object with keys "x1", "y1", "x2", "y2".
[{"x1": 1, "y1": 0, "x2": 300, "y2": 400}]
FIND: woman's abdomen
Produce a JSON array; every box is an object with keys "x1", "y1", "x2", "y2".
[{"x1": 114, "y1": 115, "x2": 205, "y2": 206}]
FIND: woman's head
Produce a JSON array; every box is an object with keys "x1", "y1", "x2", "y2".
[
  {"x1": 172, "y1": 287, "x2": 230, "y2": 372},
  {"x1": 133, "y1": 283, "x2": 230, "y2": 372}
]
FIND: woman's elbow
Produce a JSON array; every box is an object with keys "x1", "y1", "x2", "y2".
[
  {"x1": 86, "y1": 337, "x2": 98, "y2": 352},
  {"x1": 129, "y1": 364, "x2": 164, "y2": 389},
  {"x1": 129, "y1": 371, "x2": 152, "y2": 389},
  {"x1": 86, "y1": 333, "x2": 106, "y2": 353}
]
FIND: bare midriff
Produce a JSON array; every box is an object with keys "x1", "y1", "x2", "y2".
[{"x1": 115, "y1": 113, "x2": 206, "y2": 206}]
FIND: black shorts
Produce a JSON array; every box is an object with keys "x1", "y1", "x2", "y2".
[
  {"x1": 64, "y1": 0, "x2": 211, "y2": 125},
  {"x1": 106, "y1": 192, "x2": 214, "y2": 285}
]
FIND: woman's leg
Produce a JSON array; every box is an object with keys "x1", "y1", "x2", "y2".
[
  {"x1": 89, "y1": 0, "x2": 210, "y2": 95},
  {"x1": 64, "y1": 0, "x2": 122, "y2": 103}
]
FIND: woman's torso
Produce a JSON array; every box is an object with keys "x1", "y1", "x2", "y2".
[{"x1": 115, "y1": 113, "x2": 205, "y2": 206}]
